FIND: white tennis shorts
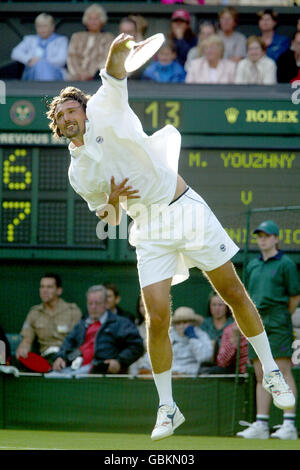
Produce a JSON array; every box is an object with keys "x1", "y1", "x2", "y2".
[{"x1": 129, "y1": 187, "x2": 239, "y2": 288}]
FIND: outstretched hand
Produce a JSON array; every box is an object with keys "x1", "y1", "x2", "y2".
[
  {"x1": 108, "y1": 176, "x2": 140, "y2": 207},
  {"x1": 105, "y1": 33, "x2": 135, "y2": 79}
]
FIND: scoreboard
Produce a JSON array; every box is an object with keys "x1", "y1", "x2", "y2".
[
  {"x1": 1, "y1": 83, "x2": 300, "y2": 260},
  {"x1": 0, "y1": 143, "x2": 299, "y2": 259},
  {"x1": 0, "y1": 146, "x2": 109, "y2": 259}
]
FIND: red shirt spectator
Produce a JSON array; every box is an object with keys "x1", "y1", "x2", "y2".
[
  {"x1": 217, "y1": 322, "x2": 248, "y2": 373},
  {"x1": 79, "y1": 320, "x2": 101, "y2": 365}
]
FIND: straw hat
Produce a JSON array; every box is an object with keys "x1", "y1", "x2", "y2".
[{"x1": 172, "y1": 307, "x2": 204, "y2": 325}]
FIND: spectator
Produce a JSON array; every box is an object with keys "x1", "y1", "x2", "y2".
[
  {"x1": 142, "y1": 40, "x2": 186, "y2": 83},
  {"x1": 15, "y1": 273, "x2": 81, "y2": 368},
  {"x1": 277, "y1": 31, "x2": 300, "y2": 83},
  {"x1": 128, "y1": 15, "x2": 148, "y2": 43},
  {"x1": 200, "y1": 292, "x2": 233, "y2": 366},
  {"x1": 170, "y1": 307, "x2": 213, "y2": 377},
  {"x1": 258, "y1": 9, "x2": 290, "y2": 62},
  {"x1": 185, "y1": 34, "x2": 236, "y2": 84},
  {"x1": 129, "y1": 294, "x2": 152, "y2": 377},
  {"x1": 11, "y1": 13, "x2": 68, "y2": 81},
  {"x1": 67, "y1": 4, "x2": 114, "y2": 81},
  {"x1": 119, "y1": 17, "x2": 138, "y2": 41},
  {"x1": 0, "y1": 325, "x2": 11, "y2": 365},
  {"x1": 48, "y1": 285, "x2": 143, "y2": 377},
  {"x1": 217, "y1": 321, "x2": 249, "y2": 374},
  {"x1": 235, "y1": 36, "x2": 277, "y2": 85},
  {"x1": 118, "y1": 17, "x2": 142, "y2": 80},
  {"x1": 218, "y1": 7, "x2": 247, "y2": 63},
  {"x1": 185, "y1": 21, "x2": 217, "y2": 71},
  {"x1": 104, "y1": 283, "x2": 136, "y2": 323},
  {"x1": 169, "y1": 9, "x2": 197, "y2": 68},
  {"x1": 237, "y1": 220, "x2": 300, "y2": 440}
]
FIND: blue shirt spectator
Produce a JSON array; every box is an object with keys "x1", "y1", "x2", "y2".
[
  {"x1": 266, "y1": 33, "x2": 290, "y2": 62},
  {"x1": 142, "y1": 41, "x2": 186, "y2": 83},
  {"x1": 11, "y1": 13, "x2": 68, "y2": 81},
  {"x1": 257, "y1": 9, "x2": 290, "y2": 63}
]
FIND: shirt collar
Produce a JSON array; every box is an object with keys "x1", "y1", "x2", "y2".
[
  {"x1": 258, "y1": 250, "x2": 284, "y2": 262},
  {"x1": 85, "y1": 310, "x2": 108, "y2": 326}
]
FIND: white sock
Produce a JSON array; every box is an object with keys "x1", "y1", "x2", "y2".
[
  {"x1": 283, "y1": 413, "x2": 296, "y2": 427},
  {"x1": 152, "y1": 369, "x2": 174, "y2": 407},
  {"x1": 256, "y1": 414, "x2": 269, "y2": 427},
  {"x1": 247, "y1": 330, "x2": 278, "y2": 374}
]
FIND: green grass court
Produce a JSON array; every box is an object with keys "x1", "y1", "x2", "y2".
[{"x1": 0, "y1": 430, "x2": 298, "y2": 450}]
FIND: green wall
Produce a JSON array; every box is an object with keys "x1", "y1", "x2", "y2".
[{"x1": 1, "y1": 368, "x2": 299, "y2": 435}]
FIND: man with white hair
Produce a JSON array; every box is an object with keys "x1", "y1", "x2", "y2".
[
  {"x1": 47, "y1": 285, "x2": 143, "y2": 377},
  {"x1": 11, "y1": 13, "x2": 68, "y2": 81}
]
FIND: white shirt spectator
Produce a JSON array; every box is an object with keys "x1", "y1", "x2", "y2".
[
  {"x1": 11, "y1": 34, "x2": 68, "y2": 79},
  {"x1": 235, "y1": 55, "x2": 277, "y2": 84},
  {"x1": 170, "y1": 326, "x2": 213, "y2": 376}
]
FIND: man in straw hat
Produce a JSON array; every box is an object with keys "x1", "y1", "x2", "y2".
[{"x1": 46, "y1": 34, "x2": 295, "y2": 441}]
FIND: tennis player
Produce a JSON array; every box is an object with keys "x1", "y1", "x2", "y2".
[{"x1": 47, "y1": 34, "x2": 295, "y2": 441}]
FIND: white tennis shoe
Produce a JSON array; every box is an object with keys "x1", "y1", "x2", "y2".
[
  {"x1": 271, "y1": 423, "x2": 298, "y2": 440},
  {"x1": 262, "y1": 370, "x2": 295, "y2": 410},
  {"x1": 236, "y1": 421, "x2": 269, "y2": 439},
  {"x1": 151, "y1": 403, "x2": 185, "y2": 441}
]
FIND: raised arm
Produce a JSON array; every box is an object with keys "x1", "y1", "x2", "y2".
[{"x1": 105, "y1": 33, "x2": 134, "y2": 80}]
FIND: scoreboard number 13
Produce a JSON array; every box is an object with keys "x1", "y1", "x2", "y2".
[{"x1": 145, "y1": 101, "x2": 181, "y2": 129}]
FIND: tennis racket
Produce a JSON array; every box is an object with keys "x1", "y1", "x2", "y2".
[{"x1": 124, "y1": 33, "x2": 165, "y2": 73}]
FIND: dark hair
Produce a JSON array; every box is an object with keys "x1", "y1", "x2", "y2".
[
  {"x1": 169, "y1": 23, "x2": 196, "y2": 42},
  {"x1": 120, "y1": 16, "x2": 137, "y2": 32},
  {"x1": 208, "y1": 291, "x2": 231, "y2": 319},
  {"x1": 257, "y1": 9, "x2": 278, "y2": 22},
  {"x1": 104, "y1": 283, "x2": 120, "y2": 297},
  {"x1": 42, "y1": 273, "x2": 62, "y2": 288},
  {"x1": 219, "y1": 6, "x2": 239, "y2": 23},
  {"x1": 46, "y1": 86, "x2": 91, "y2": 139},
  {"x1": 160, "y1": 39, "x2": 177, "y2": 54}
]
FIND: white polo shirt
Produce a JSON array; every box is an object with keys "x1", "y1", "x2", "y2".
[{"x1": 68, "y1": 69, "x2": 181, "y2": 220}]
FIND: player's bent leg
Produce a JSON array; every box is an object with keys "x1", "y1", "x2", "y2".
[
  {"x1": 142, "y1": 278, "x2": 185, "y2": 440},
  {"x1": 204, "y1": 261, "x2": 295, "y2": 410}
]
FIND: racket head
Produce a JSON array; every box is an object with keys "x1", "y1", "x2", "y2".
[
  {"x1": 125, "y1": 33, "x2": 165, "y2": 73},
  {"x1": 19, "y1": 352, "x2": 52, "y2": 373}
]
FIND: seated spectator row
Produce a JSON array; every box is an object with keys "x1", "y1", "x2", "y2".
[
  {"x1": 1, "y1": 5, "x2": 300, "y2": 85},
  {"x1": 1, "y1": 269, "x2": 299, "y2": 379},
  {"x1": 0, "y1": 272, "x2": 247, "y2": 377}
]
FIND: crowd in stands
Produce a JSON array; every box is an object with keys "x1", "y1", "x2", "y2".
[
  {"x1": 1, "y1": 4, "x2": 300, "y2": 85},
  {"x1": 1, "y1": 252, "x2": 299, "y2": 379},
  {"x1": 0, "y1": 273, "x2": 247, "y2": 378}
]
